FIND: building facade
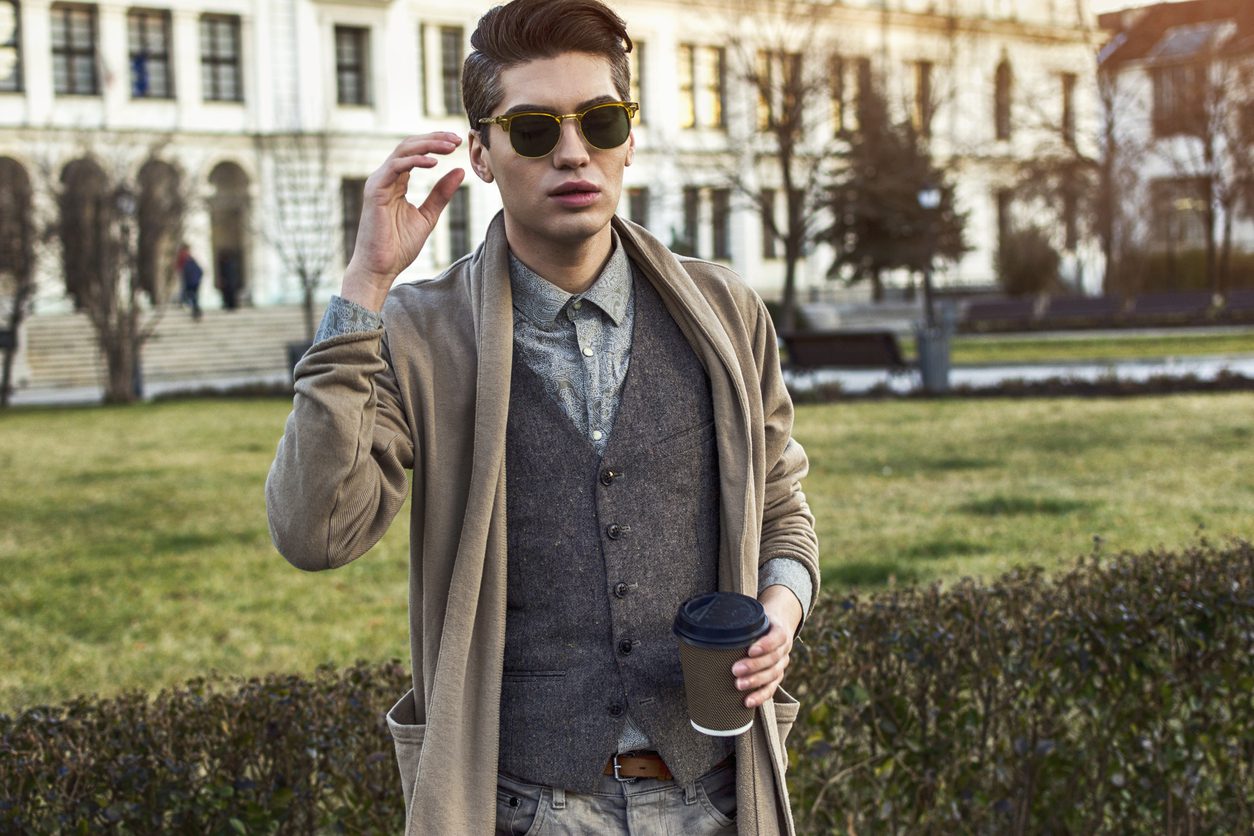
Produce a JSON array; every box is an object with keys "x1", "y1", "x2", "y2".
[
  {"x1": 1098, "y1": 0, "x2": 1254, "y2": 293},
  {"x1": 0, "y1": 0, "x2": 1101, "y2": 319}
]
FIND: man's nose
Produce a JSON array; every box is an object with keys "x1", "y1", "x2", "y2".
[{"x1": 551, "y1": 117, "x2": 590, "y2": 167}]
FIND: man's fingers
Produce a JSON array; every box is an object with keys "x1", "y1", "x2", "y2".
[
  {"x1": 414, "y1": 168, "x2": 467, "y2": 226},
  {"x1": 392, "y1": 132, "x2": 462, "y2": 156}
]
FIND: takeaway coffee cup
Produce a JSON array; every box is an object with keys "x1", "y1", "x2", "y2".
[{"x1": 673, "y1": 592, "x2": 772, "y2": 736}]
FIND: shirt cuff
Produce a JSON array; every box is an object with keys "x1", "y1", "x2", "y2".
[
  {"x1": 313, "y1": 295, "x2": 384, "y2": 344},
  {"x1": 758, "y1": 557, "x2": 813, "y2": 623}
]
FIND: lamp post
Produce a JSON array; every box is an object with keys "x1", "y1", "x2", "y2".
[{"x1": 914, "y1": 184, "x2": 950, "y2": 394}]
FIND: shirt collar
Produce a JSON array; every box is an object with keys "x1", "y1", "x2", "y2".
[{"x1": 508, "y1": 233, "x2": 631, "y2": 327}]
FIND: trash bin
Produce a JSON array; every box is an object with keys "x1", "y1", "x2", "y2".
[{"x1": 914, "y1": 323, "x2": 951, "y2": 394}]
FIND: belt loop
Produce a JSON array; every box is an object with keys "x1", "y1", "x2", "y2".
[
  {"x1": 552, "y1": 786, "x2": 566, "y2": 810},
  {"x1": 683, "y1": 781, "x2": 699, "y2": 805}
]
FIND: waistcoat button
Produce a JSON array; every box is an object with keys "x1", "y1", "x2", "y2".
[
  {"x1": 618, "y1": 639, "x2": 634, "y2": 655},
  {"x1": 608, "y1": 703, "x2": 624, "y2": 717},
  {"x1": 607, "y1": 524, "x2": 622, "y2": 539},
  {"x1": 613, "y1": 582, "x2": 628, "y2": 598},
  {"x1": 600, "y1": 469, "x2": 616, "y2": 486}
]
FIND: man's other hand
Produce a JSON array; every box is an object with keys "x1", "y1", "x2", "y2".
[
  {"x1": 342, "y1": 132, "x2": 467, "y2": 311},
  {"x1": 733, "y1": 585, "x2": 803, "y2": 708}
]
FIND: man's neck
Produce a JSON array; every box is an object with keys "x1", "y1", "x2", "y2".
[{"x1": 504, "y1": 223, "x2": 614, "y2": 295}]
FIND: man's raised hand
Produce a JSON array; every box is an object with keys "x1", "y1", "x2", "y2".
[{"x1": 342, "y1": 133, "x2": 466, "y2": 311}]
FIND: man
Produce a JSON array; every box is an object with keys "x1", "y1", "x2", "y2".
[
  {"x1": 176, "y1": 243, "x2": 203, "y2": 320},
  {"x1": 265, "y1": 0, "x2": 819, "y2": 833}
]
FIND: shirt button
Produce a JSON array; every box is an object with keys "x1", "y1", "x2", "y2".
[
  {"x1": 600, "y1": 469, "x2": 616, "y2": 486},
  {"x1": 582, "y1": 346, "x2": 594, "y2": 357},
  {"x1": 608, "y1": 703, "x2": 624, "y2": 717},
  {"x1": 607, "y1": 524, "x2": 622, "y2": 540},
  {"x1": 573, "y1": 300, "x2": 583, "y2": 310},
  {"x1": 618, "y1": 639, "x2": 634, "y2": 655},
  {"x1": 614, "y1": 582, "x2": 628, "y2": 598},
  {"x1": 591, "y1": 429, "x2": 604, "y2": 441}
]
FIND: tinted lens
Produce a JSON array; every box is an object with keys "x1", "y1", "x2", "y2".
[
  {"x1": 509, "y1": 114, "x2": 561, "y2": 157},
  {"x1": 580, "y1": 104, "x2": 631, "y2": 149}
]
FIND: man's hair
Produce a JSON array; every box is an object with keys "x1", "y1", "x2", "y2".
[{"x1": 463, "y1": 0, "x2": 633, "y2": 147}]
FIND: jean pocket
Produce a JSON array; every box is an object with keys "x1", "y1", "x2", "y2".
[
  {"x1": 697, "y1": 763, "x2": 738, "y2": 827},
  {"x1": 496, "y1": 772, "x2": 546, "y2": 836},
  {"x1": 386, "y1": 688, "x2": 428, "y2": 815}
]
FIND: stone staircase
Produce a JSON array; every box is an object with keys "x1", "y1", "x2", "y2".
[{"x1": 16, "y1": 304, "x2": 326, "y2": 397}]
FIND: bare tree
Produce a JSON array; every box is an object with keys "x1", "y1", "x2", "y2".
[
  {"x1": 259, "y1": 132, "x2": 341, "y2": 341},
  {"x1": 0, "y1": 157, "x2": 36, "y2": 407},
  {"x1": 45, "y1": 141, "x2": 188, "y2": 404},
  {"x1": 714, "y1": 0, "x2": 845, "y2": 331},
  {"x1": 1146, "y1": 35, "x2": 1254, "y2": 294}
]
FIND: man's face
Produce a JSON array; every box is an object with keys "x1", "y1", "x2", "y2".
[{"x1": 469, "y1": 52, "x2": 634, "y2": 255}]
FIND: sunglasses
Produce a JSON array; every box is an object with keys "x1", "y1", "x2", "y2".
[{"x1": 478, "y1": 101, "x2": 639, "y2": 158}]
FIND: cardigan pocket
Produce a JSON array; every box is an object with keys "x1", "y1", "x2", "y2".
[
  {"x1": 386, "y1": 688, "x2": 428, "y2": 814},
  {"x1": 772, "y1": 686, "x2": 801, "y2": 770}
]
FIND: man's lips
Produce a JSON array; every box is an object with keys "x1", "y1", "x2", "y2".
[{"x1": 549, "y1": 182, "x2": 601, "y2": 207}]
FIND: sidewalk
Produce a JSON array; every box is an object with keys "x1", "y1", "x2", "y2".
[{"x1": 785, "y1": 353, "x2": 1254, "y2": 396}]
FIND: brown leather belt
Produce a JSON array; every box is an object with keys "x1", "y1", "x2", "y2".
[{"x1": 603, "y1": 751, "x2": 673, "y2": 781}]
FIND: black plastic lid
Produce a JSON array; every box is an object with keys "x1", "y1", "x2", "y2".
[{"x1": 673, "y1": 592, "x2": 771, "y2": 649}]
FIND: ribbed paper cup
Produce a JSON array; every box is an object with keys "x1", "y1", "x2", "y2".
[{"x1": 673, "y1": 593, "x2": 771, "y2": 736}]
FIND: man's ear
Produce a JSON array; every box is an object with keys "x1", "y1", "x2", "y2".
[
  {"x1": 468, "y1": 130, "x2": 495, "y2": 183},
  {"x1": 625, "y1": 132, "x2": 635, "y2": 167}
]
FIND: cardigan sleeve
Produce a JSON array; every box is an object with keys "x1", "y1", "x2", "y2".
[
  {"x1": 265, "y1": 324, "x2": 414, "y2": 572},
  {"x1": 752, "y1": 296, "x2": 821, "y2": 626}
]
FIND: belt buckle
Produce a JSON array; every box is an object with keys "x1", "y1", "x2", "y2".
[{"x1": 611, "y1": 753, "x2": 638, "y2": 784}]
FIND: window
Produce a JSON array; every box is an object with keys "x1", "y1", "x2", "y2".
[
  {"x1": 914, "y1": 60, "x2": 933, "y2": 137},
  {"x1": 335, "y1": 26, "x2": 370, "y2": 106},
  {"x1": 1061, "y1": 72, "x2": 1076, "y2": 146},
  {"x1": 759, "y1": 50, "x2": 801, "y2": 131},
  {"x1": 994, "y1": 59, "x2": 1012, "y2": 141},
  {"x1": 341, "y1": 178, "x2": 365, "y2": 264},
  {"x1": 440, "y1": 26, "x2": 462, "y2": 114},
  {"x1": 761, "y1": 188, "x2": 777, "y2": 259},
  {"x1": 1, "y1": 1, "x2": 23, "y2": 93},
  {"x1": 127, "y1": 9, "x2": 172, "y2": 99},
  {"x1": 200, "y1": 14, "x2": 242, "y2": 102},
  {"x1": 830, "y1": 56, "x2": 846, "y2": 136},
  {"x1": 627, "y1": 187, "x2": 649, "y2": 228},
  {"x1": 853, "y1": 56, "x2": 872, "y2": 132},
  {"x1": 682, "y1": 186, "x2": 700, "y2": 256},
  {"x1": 758, "y1": 50, "x2": 774, "y2": 131},
  {"x1": 1151, "y1": 177, "x2": 1208, "y2": 248},
  {"x1": 701, "y1": 46, "x2": 726, "y2": 129},
  {"x1": 678, "y1": 44, "x2": 695, "y2": 128},
  {"x1": 628, "y1": 40, "x2": 644, "y2": 124},
  {"x1": 711, "y1": 188, "x2": 731, "y2": 260},
  {"x1": 51, "y1": 3, "x2": 98, "y2": 95},
  {"x1": 995, "y1": 189, "x2": 1013, "y2": 255},
  {"x1": 448, "y1": 186, "x2": 470, "y2": 259},
  {"x1": 1152, "y1": 63, "x2": 1202, "y2": 137}
]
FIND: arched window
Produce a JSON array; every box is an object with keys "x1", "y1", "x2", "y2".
[
  {"x1": 994, "y1": 59, "x2": 1013, "y2": 141},
  {"x1": 137, "y1": 159, "x2": 183, "y2": 303},
  {"x1": 59, "y1": 158, "x2": 113, "y2": 309},
  {"x1": 0, "y1": 157, "x2": 35, "y2": 294},
  {"x1": 209, "y1": 161, "x2": 250, "y2": 306}
]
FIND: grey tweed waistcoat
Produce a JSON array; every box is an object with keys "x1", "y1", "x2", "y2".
[{"x1": 499, "y1": 272, "x2": 733, "y2": 792}]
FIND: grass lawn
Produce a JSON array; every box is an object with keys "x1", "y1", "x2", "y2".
[
  {"x1": 900, "y1": 328, "x2": 1254, "y2": 365},
  {"x1": 1, "y1": 393, "x2": 1251, "y2": 711}
]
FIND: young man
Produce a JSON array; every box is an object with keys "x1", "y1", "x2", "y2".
[{"x1": 265, "y1": 0, "x2": 819, "y2": 832}]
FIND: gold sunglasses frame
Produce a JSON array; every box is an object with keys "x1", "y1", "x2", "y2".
[{"x1": 477, "y1": 101, "x2": 640, "y2": 158}]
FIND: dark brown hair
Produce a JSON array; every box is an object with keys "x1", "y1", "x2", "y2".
[{"x1": 463, "y1": 0, "x2": 633, "y2": 146}]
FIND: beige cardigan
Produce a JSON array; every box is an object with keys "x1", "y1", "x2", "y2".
[{"x1": 266, "y1": 213, "x2": 820, "y2": 835}]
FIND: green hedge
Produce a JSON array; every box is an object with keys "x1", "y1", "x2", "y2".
[{"x1": 2, "y1": 542, "x2": 1251, "y2": 833}]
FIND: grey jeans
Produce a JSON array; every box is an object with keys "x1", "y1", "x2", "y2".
[{"x1": 495, "y1": 759, "x2": 737, "y2": 835}]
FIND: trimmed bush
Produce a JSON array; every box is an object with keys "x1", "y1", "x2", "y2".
[
  {"x1": 2, "y1": 542, "x2": 1251, "y2": 833},
  {"x1": 789, "y1": 539, "x2": 1254, "y2": 833}
]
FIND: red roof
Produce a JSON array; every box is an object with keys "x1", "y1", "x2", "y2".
[{"x1": 1098, "y1": 0, "x2": 1254, "y2": 67}]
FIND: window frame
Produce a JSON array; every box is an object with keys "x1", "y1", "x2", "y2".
[
  {"x1": 0, "y1": 0, "x2": 23, "y2": 93},
  {"x1": 127, "y1": 8, "x2": 173, "y2": 99},
  {"x1": 334, "y1": 25, "x2": 371, "y2": 107},
  {"x1": 448, "y1": 186, "x2": 470, "y2": 260},
  {"x1": 200, "y1": 13, "x2": 243, "y2": 103},
  {"x1": 439, "y1": 25, "x2": 463, "y2": 115},
  {"x1": 711, "y1": 187, "x2": 731, "y2": 260},
  {"x1": 341, "y1": 177, "x2": 366, "y2": 265},
  {"x1": 51, "y1": 2, "x2": 99, "y2": 97}
]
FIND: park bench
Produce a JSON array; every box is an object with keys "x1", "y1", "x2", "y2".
[
  {"x1": 1126, "y1": 291, "x2": 1216, "y2": 326},
  {"x1": 958, "y1": 297, "x2": 1038, "y2": 333},
  {"x1": 780, "y1": 329, "x2": 911, "y2": 375},
  {"x1": 1221, "y1": 289, "x2": 1254, "y2": 323},
  {"x1": 1037, "y1": 294, "x2": 1125, "y2": 329}
]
